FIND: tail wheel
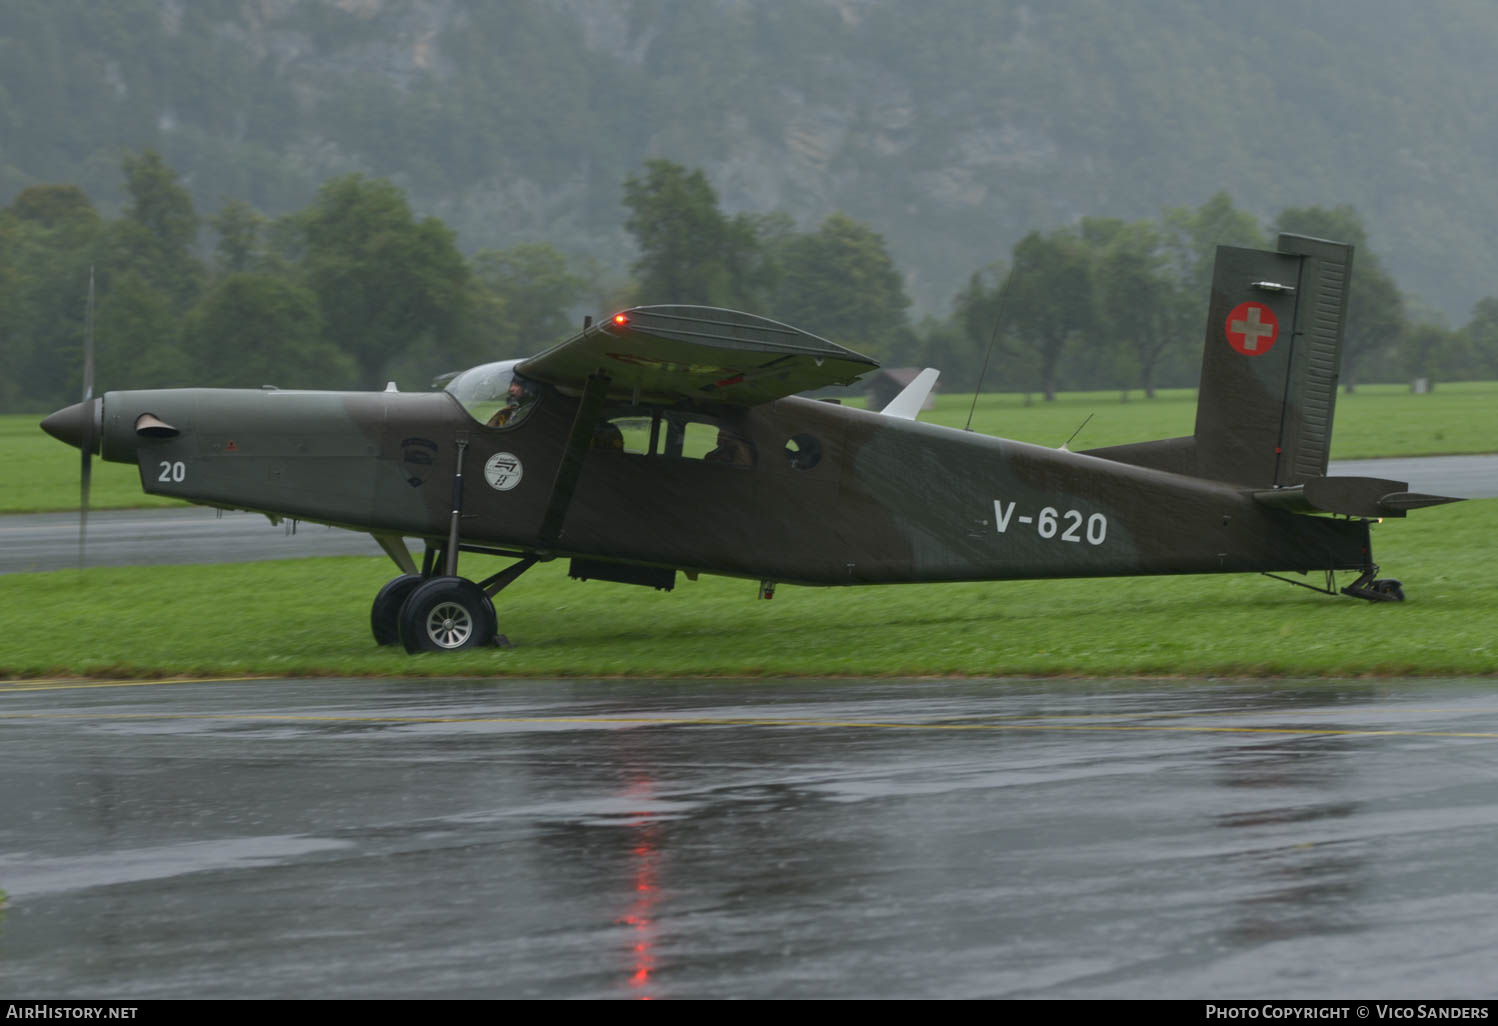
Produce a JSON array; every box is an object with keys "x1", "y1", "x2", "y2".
[
  {"x1": 370, "y1": 574, "x2": 425, "y2": 646},
  {"x1": 397, "y1": 577, "x2": 497, "y2": 653}
]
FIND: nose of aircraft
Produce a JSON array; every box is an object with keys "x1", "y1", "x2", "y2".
[{"x1": 40, "y1": 399, "x2": 101, "y2": 453}]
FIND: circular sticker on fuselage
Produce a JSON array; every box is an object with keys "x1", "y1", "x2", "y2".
[{"x1": 483, "y1": 452, "x2": 523, "y2": 491}]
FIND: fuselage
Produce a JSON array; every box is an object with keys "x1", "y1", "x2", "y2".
[{"x1": 69, "y1": 380, "x2": 1371, "y2": 586}]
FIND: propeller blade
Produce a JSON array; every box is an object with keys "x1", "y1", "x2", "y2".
[
  {"x1": 79, "y1": 439, "x2": 92, "y2": 569},
  {"x1": 79, "y1": 267, "x2": 95, "y2": 570},
  {"x1": 82, "y1": 267, "x2": 95, "y2": 406}
]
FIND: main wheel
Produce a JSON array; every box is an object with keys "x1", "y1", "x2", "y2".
[
  {"x1": 397, "y1": 576, "x2": 497, "y2": 653},
  {"x1": 1372, "y1": 578, "x2": 1405, "y2": 602},
  {"x1": 371, "y1": 574, "x2": 425, "y2": 646}
]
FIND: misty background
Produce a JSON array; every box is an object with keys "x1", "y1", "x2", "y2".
[{"x1": 3, "y1": 0, "x2": 1497, "y2": 409}]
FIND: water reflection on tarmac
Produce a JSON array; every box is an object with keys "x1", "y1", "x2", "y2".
[{"x1": 3, "y1": 676, "x2": 1498, "y2": 999}]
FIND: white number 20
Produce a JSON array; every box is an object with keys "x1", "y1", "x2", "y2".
[{"x1": 158, "y1": 460, "x2": 186, "y2": 483}]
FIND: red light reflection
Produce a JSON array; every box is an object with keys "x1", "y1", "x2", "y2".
[{"x1": 618, "y1": 779, "x2": 662, "y2": 999}]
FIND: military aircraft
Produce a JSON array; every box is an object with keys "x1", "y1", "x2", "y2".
[{"x1": 41, "y1": 233, "x2": 1460, "y2": 653}]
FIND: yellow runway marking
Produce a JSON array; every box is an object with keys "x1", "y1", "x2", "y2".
[
  {"x1": 1, "y1": 710, "x2": 1497, "y2": 739},
  {"x1": 5, "y1": 679, "x2": 1494, "y2": 723}
]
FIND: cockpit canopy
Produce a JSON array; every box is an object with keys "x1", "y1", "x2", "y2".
[{"x1": 444, "y1": 359, "x2": 541, "y2": 429}]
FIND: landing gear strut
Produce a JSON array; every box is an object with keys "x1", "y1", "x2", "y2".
[{"x1": 369, "y1": 375, "x2": 609, "y2": 653}]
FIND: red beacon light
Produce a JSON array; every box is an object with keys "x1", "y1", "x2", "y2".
[{"x1": 613, "y1": 313, "x2": 628, "y2": 326}]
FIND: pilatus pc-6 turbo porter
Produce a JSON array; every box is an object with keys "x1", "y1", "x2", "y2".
[{"x1": 42, "y1": 233, "x2": 1460, "y2": 653}]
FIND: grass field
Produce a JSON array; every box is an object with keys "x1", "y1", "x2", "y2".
[
  {"x1": 2, "y1": 499, "x2": 1493, "y2": 680},
  {"x1": 5, "y1": 381, "x2": 1495, "y2": 513},
  {"x1": 917, "y1": 380, "x2": 1498, "y2": 458}
]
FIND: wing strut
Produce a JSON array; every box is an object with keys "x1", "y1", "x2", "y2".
[
  {"x1": 371, "y1": 532, "x2": 419, "y2": 575},
  {"x1": 537, "y1": 372, "x2": 612, "y2": 552}
]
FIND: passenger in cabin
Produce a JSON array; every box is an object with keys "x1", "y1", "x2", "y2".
[
  {"x1": 592, "y1": 422, "x2": 625, "y2": 450},
  {"x1": 704, "y1": 427, "x2": 753, "y2": 466}
]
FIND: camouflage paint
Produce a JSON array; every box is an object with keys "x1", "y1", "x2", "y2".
[{"x1": 44, "y1": 236, "x2": 1428, "y2": 603}]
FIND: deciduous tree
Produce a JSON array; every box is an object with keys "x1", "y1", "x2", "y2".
[
  {"x1": 998, "y1": 229, "x2": 1096, "y2": 401},
  {"x1": 210, "y1": 198, "x2": 264, "y2": 275},
  {"x1": 1461, "y1": 298, "x2": 1498, "y2": 379},
  {"x1": 772, "y1": 212, "x2": 914, "y2": 362},
  {"x1": 299, "y1": 174, "x2": 470, "y2": 388},
  {"x1": 181, "y1": 272, "x2": 352, "y2": 389},
  {"x1": 114, "y1": 149, "x2": 204, "y2": 306},
  {"x1": 622, "y1": 160, "x2": 769, "y2": 310},
  {"x1": 470, "y1": 242, "x2": 585, "y2": 354},
  {"x1": 1091, "y1": 220, "x2": 1193, "y2": 397},
  {"x1": 1162, "y1": 192, "x2": 1266, "y2": 296},
  {"x1": 1274, "y1": 205, "x2": 1405, "y2": 393}
]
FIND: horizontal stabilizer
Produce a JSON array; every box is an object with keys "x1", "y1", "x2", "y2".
[
  {"x1": 879, "y1": 368, "x2": 939, "y2": 420},
  {"x1": 1378, "y1": 491, "x2": 1464, "y2": 514},
  {"x1": 1253, "y1": 476, "x2": 1464, "y2": 518}
]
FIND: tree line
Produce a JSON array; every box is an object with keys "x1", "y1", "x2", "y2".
[
  {"x1": 0, "y1": 151, "x2": 588, "y2": 412},
  {"x1": 4, "y1": 153, "x2": 1496, "y2": 414},
  {"x1": 622, "y1": 163, "x2": 1498, "y2": 401}
]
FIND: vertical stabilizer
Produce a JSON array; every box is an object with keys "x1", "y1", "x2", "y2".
[
  {"x1": 1191, "y1": 233, "x2": 1354, "y2": 488},
  {"x1": 879, "y1": 367, "x2": 940, "y2": 420}
]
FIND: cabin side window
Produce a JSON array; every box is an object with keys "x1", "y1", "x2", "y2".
[
  {"x1": 596, "y1": 407, "x2": 755, "y2": 467},
  {"x1": 444, "y1": 360, "x2": 541, "y2": 429},
  {"x1": 593, "y1": 411, "x2": 653, "y2": 454},
  {"x1": 784, "y1": 433, "x2": 822, "y2": 470}
]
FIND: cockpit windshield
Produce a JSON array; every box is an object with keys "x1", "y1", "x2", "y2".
[{"x1": 444, "y1": 359, "x2": 541, "y2": 429}]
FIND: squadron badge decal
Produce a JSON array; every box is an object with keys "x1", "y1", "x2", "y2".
[
  {"x1": 401, "y1": 437, "x2": 438, "y2": 487},
  {"x1": 483, "y1": 452, "x2": 523, "y2": 491}
]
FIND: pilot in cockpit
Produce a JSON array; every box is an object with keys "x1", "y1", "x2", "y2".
[{"x1": 486, "y1": 378, "x2": 534, "y2": 428}]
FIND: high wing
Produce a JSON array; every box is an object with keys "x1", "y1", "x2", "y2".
[{"x1": 516, "y1": 305, "x2": 879, "y2": 405}]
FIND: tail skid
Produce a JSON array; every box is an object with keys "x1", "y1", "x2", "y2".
[{"x1": 1262, "y1": 565, "x2": 1406, "y2": 603}]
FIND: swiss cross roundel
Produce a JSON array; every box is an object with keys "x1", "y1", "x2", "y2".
[{"x1": 1225, "y1": 301, "x2": 1279, "y2": 356}]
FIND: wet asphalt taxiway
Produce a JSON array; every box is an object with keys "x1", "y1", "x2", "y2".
[{"x1": 4, "y1": 675, "x2": 1498, "y2": 999}]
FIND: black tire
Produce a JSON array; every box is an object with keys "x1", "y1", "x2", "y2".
[
  {"x1": 371, "y1": 574, "x2": 425, "y2": 646},
  {"x1": 1373, "y1": 578, "x2": 1406, "y2": 602},
  {"x1": 397, "y1": 576, "x2": 497, "y2": 653}
]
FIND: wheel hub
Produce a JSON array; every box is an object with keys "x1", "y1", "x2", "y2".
[{"x1": 426, "y1": 601, "x2": 473, "y2": 648}]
